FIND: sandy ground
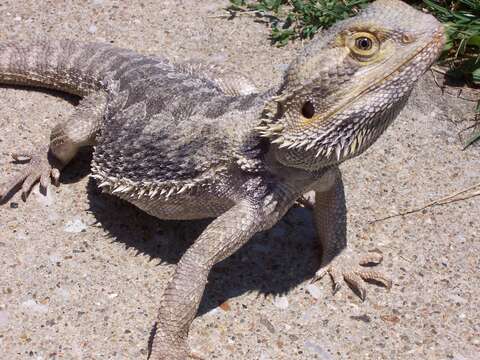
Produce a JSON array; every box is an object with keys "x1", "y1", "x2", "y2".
[{"x1": 0, "y1": 1, "x2": 479, "y2": 359}]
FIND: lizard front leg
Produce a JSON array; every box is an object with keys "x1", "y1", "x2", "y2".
[
  {"x1": 150, "y1": 192, "x2": 290, "y2": 359},
  {"x1": 0, "y1": 91, "x2": 107, "y2": 200},
  {"x1": 312, "y1": 167, "x2": 391, "y2": 300}
]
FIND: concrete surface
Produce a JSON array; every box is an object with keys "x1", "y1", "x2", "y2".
[{"x1": 0, "y1": 1, "x2": 478, "y2": 359}]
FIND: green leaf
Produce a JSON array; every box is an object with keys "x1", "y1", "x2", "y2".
[
  {"x1": 467, "y1": 35, "x2": 480, "y2": 47},
  {"x1": 463, "y1": 127, "x2": 480, "y2": 149},
  {"x1": 472, "y1": 67, "x2": 480, "y2": 85}
]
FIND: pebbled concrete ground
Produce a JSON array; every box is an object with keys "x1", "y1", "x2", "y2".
[{"x1": 0, "y1": 1, "x2": 478, "y2": 359}]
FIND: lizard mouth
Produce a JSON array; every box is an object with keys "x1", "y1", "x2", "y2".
[{"x1": 365, "y1": 25, "x2": 445, "y2": 95}]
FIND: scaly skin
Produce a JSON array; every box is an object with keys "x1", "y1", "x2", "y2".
[{"x1": 0, "y1": 0, "x2": 444, "y2": 358}]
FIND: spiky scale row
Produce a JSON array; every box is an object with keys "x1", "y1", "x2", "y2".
[{"x1": 90, "y1": 162, "x2": 200, "y2": 201}]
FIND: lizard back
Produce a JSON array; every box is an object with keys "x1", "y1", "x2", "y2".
[{"x1": 91, "y1": 55, "x2": 263, "y2": 200}]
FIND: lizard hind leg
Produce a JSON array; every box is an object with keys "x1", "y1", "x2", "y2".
[{"x1": 0, "y1": 91, "x2": 107, "y2": 201}]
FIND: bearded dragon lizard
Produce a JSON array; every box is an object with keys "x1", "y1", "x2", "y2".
[{"x1": 0, "y1": 0, "x2": 444, "y2": 358}]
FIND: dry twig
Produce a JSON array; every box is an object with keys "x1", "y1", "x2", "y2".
[{"x1": 370, "y1": 182, "x2": 480, "y2": 223}]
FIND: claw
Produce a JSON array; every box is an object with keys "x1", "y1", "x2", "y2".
[
  {"x1": 312, "y1": 249, "x2": 391, "y2": 301},
  {"x1": 332, "y1": 281, "x2": 342, "y2": 295},
  {"x1": 22, "y1": 174, "x2": 38, "y2": 200},
  {"x1": 344, "y1": 272, "x2": 367, "y2": 301},
  {"x1": 329, "y1": 267, "x2": 343, "y2": 293},
  {"x1": 40, "y1": 171, "x2": 51, "y2": 190},
  {"x1": 1, "y1": 145, "x2": 61, "y2": 201},
  {"x1": 311, "y1": 268, "x2": 327, "y2": 283}
]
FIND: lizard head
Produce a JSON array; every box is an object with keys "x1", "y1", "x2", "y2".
[{"x1": 257, "y1": 0, "x2": 445, "y2": 170}]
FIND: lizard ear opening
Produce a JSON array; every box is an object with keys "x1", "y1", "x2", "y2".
[{"x1": 301, "y1": 101, "x2": 315, "y2": 119}]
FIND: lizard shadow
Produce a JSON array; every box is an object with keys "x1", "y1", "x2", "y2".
[
  {"x1": 0, "y1": 122, "x2": 326, "y2": 312},
  {"x1": 0, "y1": 84, "x2": 79, "y2": 104},
  {"x1": 83, "y1": 175, "x2": 322, "y2": 316}
]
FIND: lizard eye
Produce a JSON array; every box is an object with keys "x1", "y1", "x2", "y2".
[
  {"x1": 301, "y1": 101, "x2": 315, "y2": 119},
  {"x1": 348, "y1": 32, "x2": 380, "y2": 61},
  {"x1": 355, "y1": 37, "x2": 372, "y2": 51}
]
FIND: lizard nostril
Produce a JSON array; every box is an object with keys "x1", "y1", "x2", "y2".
[{"x1": 301, "y1": 101, "x2": 315, "y2": 119}]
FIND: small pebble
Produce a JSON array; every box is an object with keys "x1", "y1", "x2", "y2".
[
  {"x1": 219, "y1": 300, "x2": 230, "y2": 311},
  {"x1": 304, "y1": 340, "x2": 333, "y2": 360},
  {"x1": 21, "y1": 299, "x2": 48, "y2": 313},
  {"x1": 273, "y1": 296, "x2": 289, "y2": 310},
  {"x1": 259, "y1": 317, "x2": 275, "y2": 334},
  {"x1": 88, "y1": 25, "x2": 97, "y2": 34},
  {"x1": 305, "y1": 283, "x2": 322, "y2": 300},
  {"x1": 259, "y1": 352, "x2": 271, "y2": 360},
  {"x1": 64, "y1": 218, "x2": 87, "y2": 233},
  {"x1": 0, "y1": 310, "x2": 9, "y2": 328},
  {"x1": 205, "y1": 307, "x2": 220, "y2": 317}
]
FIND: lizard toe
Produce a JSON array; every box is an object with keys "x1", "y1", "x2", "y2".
[
  {"x1": 1, "y1": 146, "x2": 60, "y2": 201},
  {"x1": 343, "y1": 271, "x2": 367, "y2": 301},
  {"x1": 359, "y1": 251, "x2": 384, "y2": 266},
  {"x1": 358, "y1": 270, "x2": 392, "y2": 289},
  {"x1": 312, "y1": 249, "x2": 391, "y2": 301},
  {"x1": 0, "y1": 171, "x2": 28, "y2": 200},
  {"x1": 21, "y1": 173, "x2": 41, "y2": 200}
]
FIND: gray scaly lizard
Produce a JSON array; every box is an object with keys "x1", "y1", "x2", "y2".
[{"x1": 0, "y1": 0, "x2": 444, "y2": 358}]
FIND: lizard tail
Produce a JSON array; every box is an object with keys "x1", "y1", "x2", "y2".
[{"x1": 0, "y1": 39, "x2": 137, "y2": 96}]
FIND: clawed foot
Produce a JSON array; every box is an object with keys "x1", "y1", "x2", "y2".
[
  {"x1": 0, "y1": 146, "x2": 61, "y2": 201},
  {"x1": 312, "y1": 249, "x2": 392, "y2": 301}
]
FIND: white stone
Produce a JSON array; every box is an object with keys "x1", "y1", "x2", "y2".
[
  {"x1": 304, "y1": 340, "x2": 333, "y2": 359},
  {"x1": 0, "y1": 310, "x2": 9, "y2": 328},
  {"x1": 21, "y1": 299, "x2": 48, "y2": 313},
  {"x1": 88, "y1": 25, "x2": 97, "y2": 34},
  {"x1": 64, "y1": 218, "x2": 88, "y2": 233},
  {"x1": 306, "y1": 283, "x2": 322, "y2": 299},
  {"x1": 273, "y1": 296, "x2": 289, "y2": 310}
]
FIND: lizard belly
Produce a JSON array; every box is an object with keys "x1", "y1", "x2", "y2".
[{"x1": 116, "y1": 192, "x2": 234, "y2": 220}]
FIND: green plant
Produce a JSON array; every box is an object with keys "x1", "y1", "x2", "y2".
[
  {"x1": 423, "y1": 0, "x2": 479, "y2": 84},
  {"x1": 462, "y1": 101, "x2": 480, "y2": 149},
  {"x1": 227, "y1": 0, "x2": 371, "y2": 46}
]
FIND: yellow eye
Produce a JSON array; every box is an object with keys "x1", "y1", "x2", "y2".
[
  {"x1": 347, "y1": 32, "x2": 380, "y2": 61},
  {"x1": 355, "y1": 37, "x2": 372, "y2": 51}
]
